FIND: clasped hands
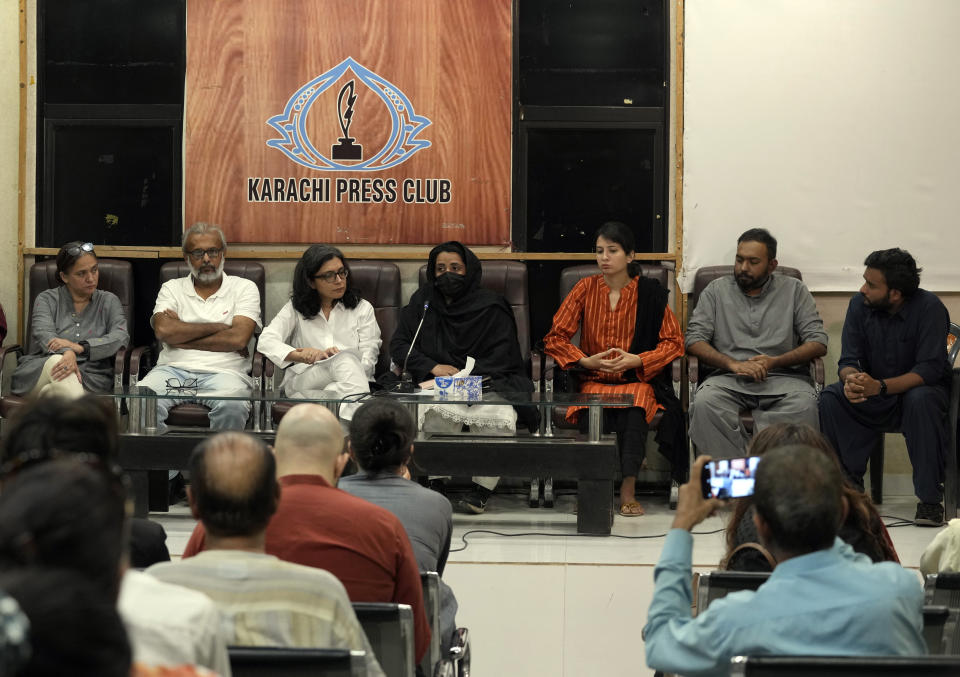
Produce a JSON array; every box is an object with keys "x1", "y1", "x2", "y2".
[
  {"x1": 843, "y1": 371, "x2": 881, "y2": 403},
  {"x1": 728, "y1": 354, "x2": 778, "y2": 382},
  {"x1": 579, "y1": 348, "x2": 642, "y2": 374}
]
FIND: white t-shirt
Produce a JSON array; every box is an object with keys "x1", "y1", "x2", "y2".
[
  {"x1": 151, "y1": 272, "x2": 262, "y2": 376},
  {"x1": 258, "y1": 299, "x2": 381, "y2": 379},
  {"x1": 118, "y1": 569, "x2": 231, "y2": 675}
]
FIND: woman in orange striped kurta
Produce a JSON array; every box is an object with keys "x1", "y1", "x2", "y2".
[{"x1": 544, "y1": 222, "x2": 684, "y2": 516}]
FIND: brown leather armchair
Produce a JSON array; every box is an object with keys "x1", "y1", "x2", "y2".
[{"x1": 0, "y1": 259, "x2": 134, "y2": 421}]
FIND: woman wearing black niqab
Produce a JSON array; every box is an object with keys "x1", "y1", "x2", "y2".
[{"x1": 390, "y1": 241, "x2": 536, "y2": 512}]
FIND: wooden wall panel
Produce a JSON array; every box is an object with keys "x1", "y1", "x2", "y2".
[{"x1": 185, "y1": 0, "x2": 511, "y2": 245}]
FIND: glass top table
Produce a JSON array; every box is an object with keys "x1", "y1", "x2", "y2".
[{"x1": 107, "y1": 386, "x2": 633, "y2": 440}]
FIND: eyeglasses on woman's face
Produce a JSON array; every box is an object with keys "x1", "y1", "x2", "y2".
[{"x1": 314, "y1": 268, "x2": 349, "y2": 283}]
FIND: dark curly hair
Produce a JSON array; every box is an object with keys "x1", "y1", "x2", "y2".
[
  {"x1": 291, "y1": 245, "x2": 361, "y2": 319},
  {"x1": 348, "y1": 398, "x2": 415, "y2": 475},
  {"x1": 864, "y1": 248, "x2": 921, "y2": 298}
]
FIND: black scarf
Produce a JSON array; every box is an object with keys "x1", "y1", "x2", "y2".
[{"x1": 627, "y1": 275, "x2": 689, "y2": 483}]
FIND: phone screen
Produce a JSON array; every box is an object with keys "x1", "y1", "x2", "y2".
[{"x1": 701, "y1": 456, "x2": 762, "y2": 499}]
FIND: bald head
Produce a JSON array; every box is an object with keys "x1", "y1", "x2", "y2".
[
  {"x1": 274, "y1": 405, "x2": 345, "y2": 472},
  {"x1": 188, "y1": 432, "x2": 278, "y2": 538}
]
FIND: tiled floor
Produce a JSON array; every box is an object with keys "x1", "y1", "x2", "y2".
[{"x1": 154, "y1": 489, "x2": 940, "y2": 676}]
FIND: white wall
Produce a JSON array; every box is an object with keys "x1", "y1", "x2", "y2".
[
  {"x1": 682, "y1": 0, "x2": 960, "y2": 293},
  {"x1": 0, "y1": 1, "x2": 21, "y2": 343}
]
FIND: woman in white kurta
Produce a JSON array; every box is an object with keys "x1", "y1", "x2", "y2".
[{"x1": 258, "y1": 245, "x2": 381, "y2": 418}]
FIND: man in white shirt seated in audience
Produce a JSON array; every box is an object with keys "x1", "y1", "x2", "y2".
[
  {"x1": 644, "y1": 448, "x2": 926, "y2": 677},
  {"x1": 138, "y1": 222, "x2": 261, "y2": 433},
  {"x1": 147, "y1": 431, "x2": 385, "y2": 677},
  {"x1": 119, "y1": 568, "x2": 231, "y2": 676}
]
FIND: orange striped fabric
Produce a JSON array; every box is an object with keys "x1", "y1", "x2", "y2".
[{"x1": 544, "y1": 275, "x2": 684, "y2": 424}]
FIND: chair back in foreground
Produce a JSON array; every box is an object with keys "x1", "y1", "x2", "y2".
[
  {"x1": 352, "y1": 602, "x2": 416, "y2": 677},
  {"x1": 694, "y1": 571, "x2": 770, "y2": 617},
  {"x1": 418, "y1": 260, "x2": 530, "y2": 362},
  {"x1": 926, "y1": 571, "x2": 960, "y2": 611},
  {"x1": 420, "y1": 572, "x2": 442, "y2": 676},
  {"x1": 349, "y1": 260, "x2": 402, "y2": 378},
  {"x1": 228, "y1": 646, "x2": 365, "y2": 677},
  {"x1": 729, "y1": 655, "x2": 960, "y2": 676}
]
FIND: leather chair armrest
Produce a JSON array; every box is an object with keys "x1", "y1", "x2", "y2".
[
  {"x1": 128, "y1": 345, "x2": 153, "y2": 385},
  {"x1": 812, "y1": 357, "x2": 825, "y2": 395},
  {"x1": 671, "y1": 357, "x2": 683, "y2": 400},
  {"x1": 252, "y1": 351, "x2": 266, "y2": 380},
  {"x1": 530, "y1": 351, "x2": 543, "y2": 385},
  {"x1": 687, "y1": 355, "x2": 699, "y2": 407},
  {"x1": 113, "y1": 346, "x2": 129, "y2": 391},
  {"x1": 0, "y1": 345, "x2": 23, "y2": 392},
  {"x1": 448, "y1": 627, "x2": 470, "y2": 670}
]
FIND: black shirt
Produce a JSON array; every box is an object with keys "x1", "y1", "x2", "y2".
[{"x1": 837, "y1": 289, "x2": 950, "y2": 389}]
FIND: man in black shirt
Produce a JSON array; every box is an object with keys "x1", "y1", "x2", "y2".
[{"x1": 820, "y1": 248, "x2": 950, "y2": 526}]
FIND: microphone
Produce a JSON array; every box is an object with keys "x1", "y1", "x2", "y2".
[{"x1": 398, "y1": 302, "x2": 429, "y2": 392}]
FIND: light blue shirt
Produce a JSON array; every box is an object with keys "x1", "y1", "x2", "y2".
[{"x1": 644, "y1": 530, "x2": 926, "y2": 677}]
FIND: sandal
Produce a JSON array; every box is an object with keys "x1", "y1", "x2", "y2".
[{"x1": 619, "y1": 501, "x2": 645, "y2": 517}]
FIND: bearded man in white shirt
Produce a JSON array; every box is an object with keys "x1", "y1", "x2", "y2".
[{"x1": 138, "y1": 222, "x2": 262, "y2": 432}]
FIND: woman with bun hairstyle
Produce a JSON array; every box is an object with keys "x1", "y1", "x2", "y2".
[{"x1": 339, "y1": 398, "x2": 459, "y2": 652}]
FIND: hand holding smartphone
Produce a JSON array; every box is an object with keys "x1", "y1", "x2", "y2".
[{"x1": 701, "y1": 456, "x2": 762, "y2": 500}]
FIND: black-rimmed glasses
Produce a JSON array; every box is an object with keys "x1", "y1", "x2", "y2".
[
  {"x1": 314, "y1": 268, "x2": 349, "y2": 283},
  {"x1": 187, "y1": 247, "x2": 224, "y2": 260},
  {"x1": 65, "y1": 242, "x2": 95, "y2": 256},
  {"x1": 165, "y1": 377, "x2": 199, "y2": 396}
]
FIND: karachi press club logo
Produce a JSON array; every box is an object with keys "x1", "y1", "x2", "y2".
[{"x1": 266, "y1": 57, "x2": 432, "y2": 172}]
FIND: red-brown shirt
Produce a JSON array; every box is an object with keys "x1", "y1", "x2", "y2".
[
  {"x1": 182, "y1": 474, "x2": 430, "y2": 661},
  {"x1": 544, "y1": 274, "x2": 684, "y2": 423}
]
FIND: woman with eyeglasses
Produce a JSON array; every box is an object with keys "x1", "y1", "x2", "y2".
[
  {"x1": 258, "y1": 245, "x2": 380, "y2": 417},
  {"x1": 12, "y1": 241, "x2": 129, "y2": 398}
]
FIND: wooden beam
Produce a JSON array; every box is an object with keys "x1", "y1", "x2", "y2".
[
  {"x1": 23, "y1": 247, "x2": 678, "y2": 262},
  {"x1": 16, "y1": 0, "x2": 27, "y2": 345},
  {"x1": 675, "y1": 0, "x2": 688, "y2": 329}
]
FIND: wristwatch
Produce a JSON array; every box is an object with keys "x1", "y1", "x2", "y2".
[{"x1": 878, "y1": 379, "x2": 887, "y2": 396}]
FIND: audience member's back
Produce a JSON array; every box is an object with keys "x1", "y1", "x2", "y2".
[
  {"x1": 644, "y1": 446, "x2": 926, "y2": 677},
  {"x1": 148, "y1": 430, "x2": 385, "y2": 676},
  {"x1": 181, "y1": 405, "x2": 431, "y2": 662},
  {"x1": 0, "y1": 568, "x2": 132, "y2": 677},
  {"x1": 340, "y1": 398, "x2": 458, "y2": 650},
  {"x1": 0, "y1": 395, "x2": 170, "y2": 568}
]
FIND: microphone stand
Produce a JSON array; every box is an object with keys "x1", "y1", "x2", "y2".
[{"x1": 398, "y1": 302, "x2": 429, "y2": 392}]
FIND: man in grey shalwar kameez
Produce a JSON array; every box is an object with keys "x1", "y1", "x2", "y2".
[{"x1": 686, "y1": 229, "x2": 828, "y2": 458}]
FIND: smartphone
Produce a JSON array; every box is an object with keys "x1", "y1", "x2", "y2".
[{"x1": 701, "y1": 456, "x2": 762, "y2": 499}]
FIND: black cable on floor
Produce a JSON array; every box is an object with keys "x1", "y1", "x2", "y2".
[{"x1": 450, "y1": 526, "x2": 727, "y2": 553}]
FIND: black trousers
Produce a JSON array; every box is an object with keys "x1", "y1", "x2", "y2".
[
  {"x1": 581, "y1": 406, "x2": 649, "y2": 477},
  {"x1": 819, "y1": 382, "x2": 948, "y2": 504}
]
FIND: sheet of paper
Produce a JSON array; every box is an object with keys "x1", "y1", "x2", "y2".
[{"x1": 315, "y1": 347, "x2": 361, "y2": 364}]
